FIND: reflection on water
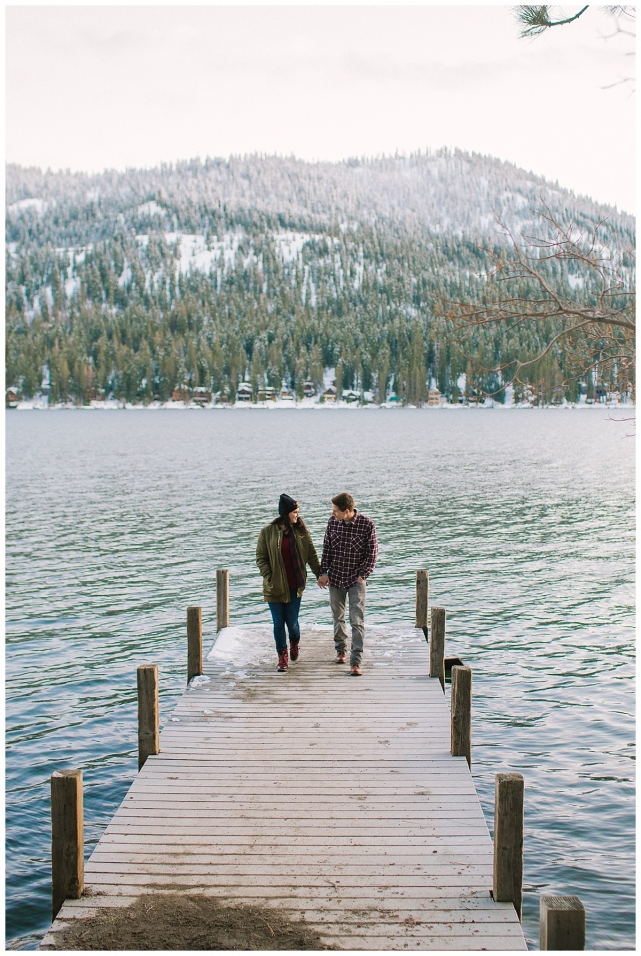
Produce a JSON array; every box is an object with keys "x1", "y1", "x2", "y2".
[{"x1": 5, "y1": 408, "x2": 635, "y2": 949}]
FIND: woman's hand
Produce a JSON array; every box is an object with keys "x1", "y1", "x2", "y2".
[{"x1": 317, "y1": 574, "x2": 329, "y2": 588}]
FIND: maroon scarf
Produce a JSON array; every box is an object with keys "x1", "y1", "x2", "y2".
[{"x1": 282, "y1": 524, "x2": 306, "y2": 589}]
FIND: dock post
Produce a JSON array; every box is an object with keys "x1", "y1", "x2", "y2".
[
  {"x1": 415, "y1": 570, "x2": 429, "y2": 635},
  {"x1": 187, "y1": 606, "x2": 203, "y2": 681},
  {"x1": 540, "y1": 896, "x2": 585, "y2": 950},
  {"x1": 430, "y1": 606, "x2": 445, "y2": 689},
  {"x1": 493, "y1": 772, "x2": 524, "y2": 921},
  {"x1": 51, "y1": 769, "x2": 84, "y2": 919},
  {"x1": 137, "y1": 664, "x2": 160, "y2": 769},
  {"x1": 450, "y1": 665, "x2": 472, "y2": 767},
  {"x1": 216, "y1": 569, "x2": 230, "y2": 631}
]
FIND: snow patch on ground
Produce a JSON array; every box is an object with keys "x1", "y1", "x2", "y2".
[
  {"x1": 164, "y1": 231, "x2": 243, "y2": 276},
  {"x1": 65, "y1": 277, "x2": 80, "y2": 298},
  {"x1": 274, "y1": 231, "x2": 311, "y2": 263},
  {"x1": 323, "y1": 367, "x2": 336, "y2": 389},
  {"x1": 206, "y1": 625, "x2": 275, "y2": 667},
  {"x1": 189, "y1": 675, "x2": 211, "y2": 688},
  {"x1": 138, "y1": 200, "x2": 165, "y2": 217},
  {"x1": 118, "y1": 262, "x2": 132, "y2": 288},
  {"x1": 8, "y1": 198, "x2": 48, "y2": 215}
]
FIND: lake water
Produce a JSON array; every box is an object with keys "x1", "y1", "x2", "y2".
[{"x1": 5, "y1": 407, "x2": 635, "y2": 950}]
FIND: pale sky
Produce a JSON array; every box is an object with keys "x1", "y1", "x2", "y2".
[{"x1": 5, "y1": 4, "x2": 637, "y2": 213}]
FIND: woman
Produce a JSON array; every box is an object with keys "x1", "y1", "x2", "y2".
[{"x1": 256, "y1": 493, "x2": 321, "y2": 671}]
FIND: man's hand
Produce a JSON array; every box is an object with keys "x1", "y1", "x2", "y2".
[
  {"x1": 317, "y1": 574, "x2": 329, "y2": 588},
  {"x1": 356, "y1": 577, "x2": 365, "y2": 583}
]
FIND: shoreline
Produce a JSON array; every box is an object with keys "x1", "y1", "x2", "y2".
[{"x1": 7, "y1": 401, "x2": 636, "y2": 412}]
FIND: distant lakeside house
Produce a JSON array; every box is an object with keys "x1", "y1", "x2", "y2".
[
  {"x1": 171, "y1": 386, "x2": 191, "y2": 403},
  {"x1": 236, "y1": 382, "x2": 253, "y2": 403},
  {"x1": 257, "y1": 386, "x2": 276, "y2": 402},
  {"x1": 321, "y1": 385, "x2": 337, "y2": 403},
  {"x1": 192, "y1": 387, "x2": 212, "y2": 405}
]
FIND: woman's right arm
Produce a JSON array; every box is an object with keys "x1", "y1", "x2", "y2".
[
  {"x1": 256, "y1": 528, "x2": 272, "y2": 579},
  {"x1": 306, "y1": 532, "x2": 322, "y2": 579}
]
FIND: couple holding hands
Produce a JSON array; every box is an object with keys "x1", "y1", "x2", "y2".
[{"x1": 256, "y1": 492, "x2": 378, "y2": 675}]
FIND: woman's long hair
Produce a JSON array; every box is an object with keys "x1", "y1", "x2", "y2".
[{"x1": 271, "y1": 513, "x2": 308, "y2": 536}]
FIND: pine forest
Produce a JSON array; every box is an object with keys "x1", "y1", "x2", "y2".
[{"x1": 5, "y1": 151, "x2": 636, "y2": 407}]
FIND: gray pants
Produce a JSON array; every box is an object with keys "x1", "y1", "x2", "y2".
[{"x1": 329, "y1": 581, "x2": 366, "y2": 666}]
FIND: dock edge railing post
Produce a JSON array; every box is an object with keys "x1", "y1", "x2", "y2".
[
  {"x1": 493, "y1": 772, "x2": 524, "y2": 921},
  {"x1": 137, "y1": 663, "x2": 160, "y2": 769},
  {"x1": 430, "y1": 606, "x2": 445, "y2": 689},
  {"x1": 415, "y1": 569, "x2": 429, "y2": 635},
  {"x1": 187, "y1": 606, "x2": 203, "y2": 681},
  {"x1": 450, "y1": 665, "x2": 472, "y2": 768},
  {"x1": 540, "y1": 895, "x2": 585, "y2": 950},
  {"x1": 51, "y1": 769, "x2": 84, "y2": 919},
  {"x1": 216, "y1": 569, "x2": 230, "y2": 631}
]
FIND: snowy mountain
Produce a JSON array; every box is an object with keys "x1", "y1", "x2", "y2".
[
  {"x1": 5, "y1": 151, "x2": 635, "y2": 407},
  {"x1": 6, "y1": 150, "x2": 634, "y2": 247}
]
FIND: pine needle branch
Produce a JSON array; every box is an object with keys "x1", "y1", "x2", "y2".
[{"x1": 514, "y1": 5, "x2": 590, "y2": 38}]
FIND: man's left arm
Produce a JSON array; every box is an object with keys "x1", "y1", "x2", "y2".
[{"x1": 356, "y1": 520, "x2": 378, "y2": 581}]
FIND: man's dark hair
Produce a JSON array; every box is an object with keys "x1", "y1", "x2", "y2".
[{"x1": 332, "y1": 492, "x2": 355, "y2": 512}]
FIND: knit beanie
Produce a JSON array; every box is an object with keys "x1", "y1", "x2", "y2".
[{"x1": 278, "y1": 493, "x2": 298, "y2": 517}]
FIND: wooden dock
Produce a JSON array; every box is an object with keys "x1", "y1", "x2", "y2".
[{"x1": 41, "y1": 623, "x2": 527, "y2": 950}]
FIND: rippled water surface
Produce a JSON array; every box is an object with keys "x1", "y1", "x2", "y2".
[{"x1": 5, "y1": 408, "x2": 635, "y2": 949}]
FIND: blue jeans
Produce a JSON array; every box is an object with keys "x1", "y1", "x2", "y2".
[{"x1": 268, "y1": 588, "x2": 301, "y2": 653}]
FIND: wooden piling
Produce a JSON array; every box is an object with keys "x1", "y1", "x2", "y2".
[
  {"x1": 540, "y1": 895, "x2": 585, "y2": 950},
  {"x1": 137, "y1": 664, "x2": 160, "y2": 769},
  {"x1": 216, "y1": 569, "x2": 230, "y2": 631},
  {"x1": 187, "y1": 606, "x2": 203, "y2": 681},
  {"x1": 493, "y1": 772, "x2": 524, "y2": 921},
  {"x1": 450, "y1": 665, "x2": 472, "y2": 767},
  {"x1": 415, "y1": 570, "x2": 429, "y2": 632},
  {"x1": 51, "y1": 769, "x2": 84, "y2": 919},
  {"x1": 430, "y1": 606, "x2": 445, "y2": 689}
]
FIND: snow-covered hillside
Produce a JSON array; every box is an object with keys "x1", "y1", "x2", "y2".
[
  {"x1": 5, "y1": 151, "x2": 634, "y2": 409},
  {"x1": 6, "y1": 149, "x2": 634, "y2": 247}
]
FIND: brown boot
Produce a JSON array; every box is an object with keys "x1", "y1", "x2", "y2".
[{"x1": 277, "y1": 649, "x2": 289, "y2": 671}]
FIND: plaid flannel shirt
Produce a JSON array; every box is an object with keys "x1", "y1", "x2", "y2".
[{"x1": 320, "y1": 511, "x2": 378, "y2": 588}]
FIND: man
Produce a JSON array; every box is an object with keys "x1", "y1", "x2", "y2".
[{"x1": 317, "y1": 492, "x2": 378, "y2": 676}]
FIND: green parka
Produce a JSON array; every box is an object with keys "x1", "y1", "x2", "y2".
[{"x1": 256, "y1": 519, "x2": 321, "y2": 603}]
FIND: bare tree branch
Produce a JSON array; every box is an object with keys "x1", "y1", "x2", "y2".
[{"x1": 446, "y1": 206, "x2": 636, "y2": 405}]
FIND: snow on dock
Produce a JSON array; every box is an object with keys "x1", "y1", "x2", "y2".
[{"x1": 41, "y1": 624, "x2": 526, "y2": 950}]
